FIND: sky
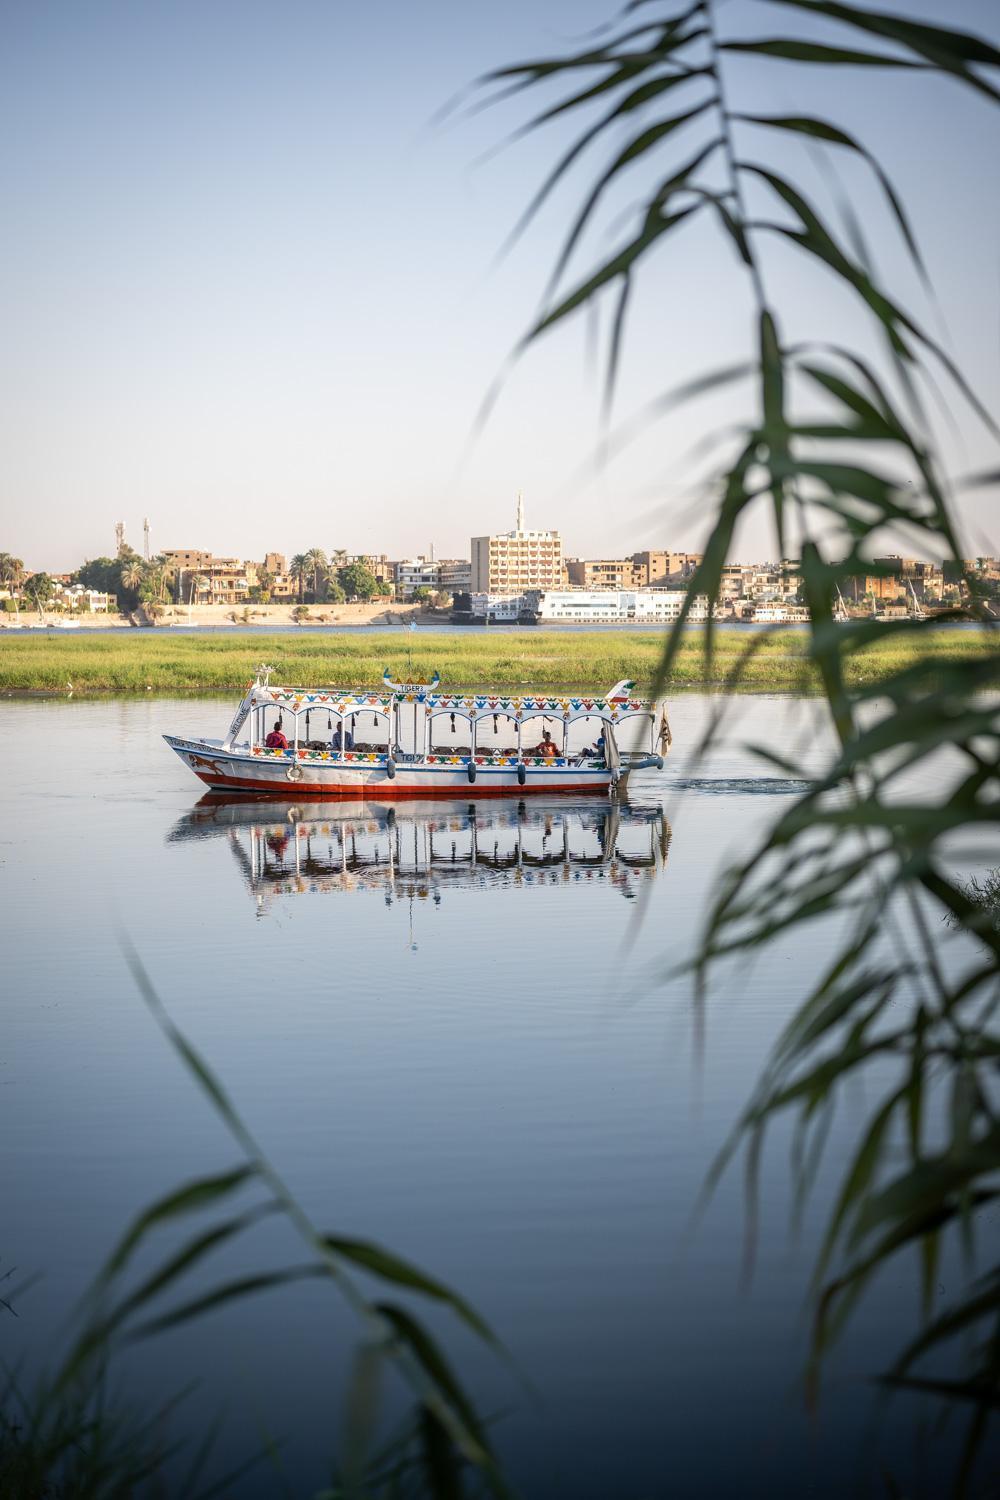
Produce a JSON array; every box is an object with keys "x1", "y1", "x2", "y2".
[{"x1": 1, "y1": 0, "x2": 998, "y2": 571}]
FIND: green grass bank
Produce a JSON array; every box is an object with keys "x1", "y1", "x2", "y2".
[{"x1": 1, "y1": 628, "x2": 996, "y2": 696}]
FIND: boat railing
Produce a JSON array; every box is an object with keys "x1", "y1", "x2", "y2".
[
  {"x1": 246, "y1": 742, "x2": 609, "y2": 767},
  {"x1": 250, "y1": 745, "x2": 395, "y2": 764}
]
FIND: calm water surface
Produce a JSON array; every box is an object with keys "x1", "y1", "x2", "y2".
[{"x1": 1, "y1": 695, "x2": 986, "y2": 1496}]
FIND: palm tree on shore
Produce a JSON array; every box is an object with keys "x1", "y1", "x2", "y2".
[
  {"x1": 305, "y1": 548, "x2": 328, "y2": 602},
  {"x1": 117, "y1": 558, "x2": 146, "y2": 616},
  {"x1": 149, "y1": 556, "x2": 170, "y2": 603},
  {"x1": 140, "y1": 568, "x2": 166, "y2": 606},
  {"x1": 0, "y1": 553, "x2": 25, "y2": 595},
  {"x1": 289, "y1": 554, "x2": 309, "y2": 603},
  {"x1": 120, "y1": 559, "x2": 144, "y2": 592}
]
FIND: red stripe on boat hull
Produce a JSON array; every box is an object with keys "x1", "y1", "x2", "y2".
[{"x1": 190, "y1": 769, "x2": 608, "y2": 799}]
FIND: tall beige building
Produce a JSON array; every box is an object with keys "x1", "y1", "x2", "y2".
[{"x1": 470, "y1": 496, "x2": 562, "y2": 593}]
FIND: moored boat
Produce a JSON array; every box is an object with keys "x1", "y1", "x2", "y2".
[{"x1": 165, "y1": 666, "x2": 670, "y2": 800}]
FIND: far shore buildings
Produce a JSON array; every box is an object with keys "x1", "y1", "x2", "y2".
[
  {"x1": 19, "y1": 512, "x2": 992, "y2": 620},
  {"x1": 158, "y1": 547, "x2": 468, "y2": 604},
  {"x1": 1, "y1": 577, "x2": 112, "y2": 613}
]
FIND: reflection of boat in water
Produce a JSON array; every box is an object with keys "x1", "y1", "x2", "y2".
[
  {"x1": 164, "y1": 666, "x2": 670, "y2": 800},
  {"x1": 168, "y1": 796, "x2": 672, "y2": 914}
]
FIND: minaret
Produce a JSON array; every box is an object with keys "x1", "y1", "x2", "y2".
[{"x1": 516, "y1": 491, "x2": 525, "y2": 533}]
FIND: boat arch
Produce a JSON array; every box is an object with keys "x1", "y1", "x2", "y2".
[{"x1": 427, "y1": 704, "x2": 475, "y2": 757}]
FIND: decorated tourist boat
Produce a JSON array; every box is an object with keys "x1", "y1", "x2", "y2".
[{"x1": 165, "y1": 666, "x2": 670, "y2": 799}]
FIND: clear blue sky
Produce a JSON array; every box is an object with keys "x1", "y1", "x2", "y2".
[{"x1": 1, "y1": 0, "x2": 997, "y2": 570}]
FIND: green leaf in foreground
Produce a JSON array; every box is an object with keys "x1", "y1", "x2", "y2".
[{"x1": 323, "y1": 1236, "x2": 498, "y2": 1345}]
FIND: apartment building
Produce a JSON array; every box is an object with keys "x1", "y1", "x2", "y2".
[
  {"x1": 717, "y1": 565, "x2": 748, "y2": 601},
  {"x1": 709, "y1": 563, "x2": 801, "y2": 604},
  {"x1": 162, "y1": 548, "x2": 214, "y2": 575},
  {"x1": 395, "y1": 557, "x2": 440, "y2": 598},
  {"x1": 436, "y1": 559, "x2": 472, "y2": 594},
  {"x1": 779, "y1": 559, "x2": 803, "y2": 596},
  {"x1": 264, "y1": 571, "x2": 299, "y2": 600},
  {"x1": 863, "y1": 574, "x2": 908, "y2": 601},
  {"x1": 250, "y1": 556, "x2": 310, "y2": 597},
  {"x1": 470, "y1": 496, "x2": 563, "y2": 593},
  {"x1": 565, "y1": 557, "x2": 641, "y2": 589},
  {"x1": 746, "y1": 568, "x2": 782, "y2": 598},
  {"x1": 200, "y1": 557, "x2": 249, "y2": 604},
  {"x1": 629, "y1": 551, "x2": 703, "y2": 586},
  {"x1": 162, "y1": 550, "x2": 249, "y2": 604}
]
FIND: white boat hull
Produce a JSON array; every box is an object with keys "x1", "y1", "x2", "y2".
[{"x1": 165, "y1": 735, "x2": 615, "y2": 799}]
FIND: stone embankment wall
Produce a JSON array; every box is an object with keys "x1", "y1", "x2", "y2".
[{"x1": 0, "y1": 602, "x2": 443, "y2": 629}]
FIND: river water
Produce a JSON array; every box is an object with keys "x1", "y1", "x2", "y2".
[{"x1": 1, "y1": 694, "x2": 988, "y2": 1497}]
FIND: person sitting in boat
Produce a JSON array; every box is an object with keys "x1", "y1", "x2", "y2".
[
  {"x1": 532, "y1": 728, "x2": 558, "y2": 759},
  {"x1": 584, "y1": 732, "x2": 606, "y2": 762},
  {"x1": 329, "y1": 723, "x2": 354, "y2": 752},
  {"x1": 265, "y1": 721, "x2": 288, "y2": 750}
]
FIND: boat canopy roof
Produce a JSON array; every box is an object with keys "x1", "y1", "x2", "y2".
[{"x1": 240, "y1": 682, "x2": 658, "y2": 723}]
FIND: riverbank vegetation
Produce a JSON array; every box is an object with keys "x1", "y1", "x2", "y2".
[{"x1": 0, "y1": 626, "x2": 995, "y2": 696}]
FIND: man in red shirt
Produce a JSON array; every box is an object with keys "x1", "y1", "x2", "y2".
[{"x1": 265, "y1": 722, "x2": 288, "y2": 749}]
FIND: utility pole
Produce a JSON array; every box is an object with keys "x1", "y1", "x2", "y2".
[{"x1": 143, "y1": 517, "x2": 150, "y2": 561}]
